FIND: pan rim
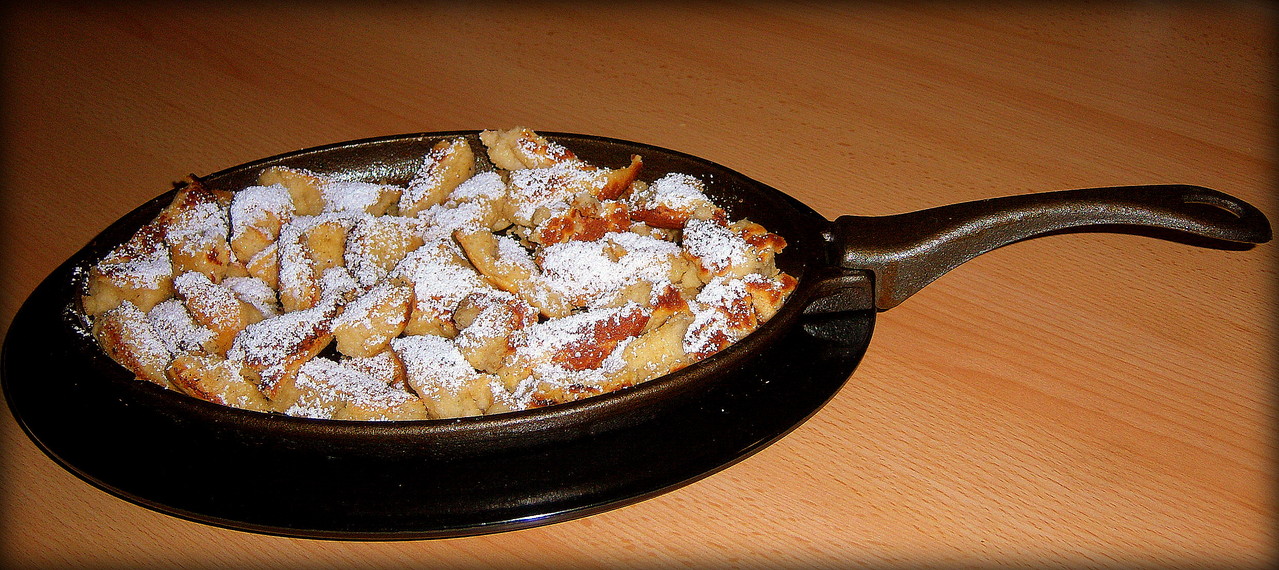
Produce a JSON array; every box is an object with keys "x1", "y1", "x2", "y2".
[{"x1": 51, "y1": 130, "x2": 838, "y2": 436}]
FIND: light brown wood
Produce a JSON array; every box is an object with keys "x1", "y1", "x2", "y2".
[{"x1": 2, "y1": 2, "x2": 1273, "y2": 568}]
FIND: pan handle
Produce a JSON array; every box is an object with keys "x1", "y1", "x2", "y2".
[{"x1": 827, "y1": 184, "x2": 1271, "y2": 310}]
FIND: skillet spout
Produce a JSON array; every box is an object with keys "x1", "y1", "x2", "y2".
[{"x1": 828, "y1": 184, "x2": 1272, "y2": 310}]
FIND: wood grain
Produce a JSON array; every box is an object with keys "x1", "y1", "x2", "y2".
[{"x1": 2, "y1": 2, "x2": 1273, "y2": 568}]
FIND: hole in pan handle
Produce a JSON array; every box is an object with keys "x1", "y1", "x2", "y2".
[{"x1": 827, "y1": 184, "x2": 1272, "y2": 310}]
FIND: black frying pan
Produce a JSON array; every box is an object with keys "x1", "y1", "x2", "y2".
[{"x1": 2, "y1": 132, "x2": 1270, "y2": 539}]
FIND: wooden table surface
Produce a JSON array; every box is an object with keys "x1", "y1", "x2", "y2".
[{"x1": 2, "y1": 2, "x2": 1274, "y2": 568}]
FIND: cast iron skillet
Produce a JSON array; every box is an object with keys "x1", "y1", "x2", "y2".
[{"x1": 2, "y1": 132, "x2": 1271, "y2": 540}]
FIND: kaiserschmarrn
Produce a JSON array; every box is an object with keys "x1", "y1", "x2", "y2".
[{"x1": 82, "y1": 128, "x2": 796, "y2": 420}]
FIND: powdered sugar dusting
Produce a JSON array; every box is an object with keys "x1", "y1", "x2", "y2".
[
  {"x1": 455, "y1": 289, "x2": 535, "y2": 349},
  {"x1": 166, "y1": 201, "x2": 229, "y2": 257},
  {"x1": 683, "y1": 276, "x2": 756, "y2": 358},
  {"x1": 536, "y1": 232, "x2": 679, "y2": 307},
  {"x1": 345, "y1": 214, "x2": 421, "y2": 287},
  {"x1": 494, "y1": 234, "x2": 538, "y2": 273},
  {"x1": 643, "y1": 173, "x2": 711, "y2": 211},
  {"x1": 289, "y1": 357, "x2": 417, "y2": 419},
  {"x1": 111, "y1": 300, "x2": 173, "y2": 363},
  {"x1": 514, "y1": 302, "x2": 649, "y2": 374},
  {"x1": 322, "y1": 180, "x2": 389, "y2": 213},
  {"x1": 507, "y1": 164, "x2": 605, "y2": 223},
  {"x1": 682, "y1": 218, "x2": 751, "y2": 274},
  {"x1": 401, "y1": 140, "x2": 468, "y2": 214},
  {"x1": 445, "y1": 171, "x2": 506, "y2": 205},
  {"x1": 334, "y1": 281, "x2": 394, "y2": 331},
  {"x1": 83, "y1": 129, "x2": 795, "y2": 420},
  {"x1": 147, "y1": 299, "x2": 215, "y2": 354},
  {"x1": 223, "y1": 276, "x2": 280, "y2": 317},
  {"x1": 227, "y1": 299, "x2": 336, "y2": 390},
  {"x1": 230, "y1": 184, "x2": 293, "y2": 241},
  {"x1": 393, "y1": 334, "x2": 479, "y2": 397},
  {"x1": 417, "y1": 201, "x2": 490, "y2": 245},
  {"x1": 96, "y1": 224, "x2": 174, "y2": 288},
  {"x1": 101, "y1": 249, "x2": 173, "y2": 289},
  {"x1": 394, "y1": 247, "x2": 489, "y2": 308},
  {"x1": 320, "y1": 266, "x2": 358, "y2": 301},
  {"x1": 174, "y1": 271, "x2": 241, "y2": 325}
]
